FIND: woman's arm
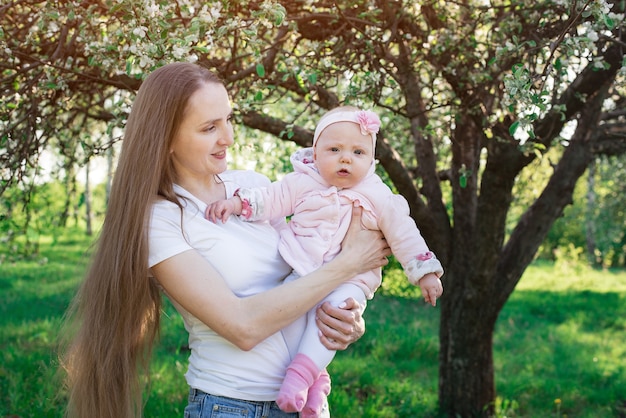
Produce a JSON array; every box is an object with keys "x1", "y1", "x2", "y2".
[{"x1": 152, "y1": 206, "x2": 389, "y2": 351}]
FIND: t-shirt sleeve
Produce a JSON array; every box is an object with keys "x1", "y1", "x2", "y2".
[
  {"x1": 148, "y1": 200, "x2": 194, "y2": 268},
  {"x1": 223, "y1": 170, "x2": 271, "y2": 193}
]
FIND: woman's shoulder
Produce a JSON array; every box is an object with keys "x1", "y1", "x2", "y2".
[
  {"x1": 149, "y1": 197, "x2": 184, "y2": 222},
  {"x1": 222, "y1": 169, "x2": 271, "y2": 188}
]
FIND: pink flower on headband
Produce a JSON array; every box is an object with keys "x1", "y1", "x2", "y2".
[{"x1": 356, "y1": 110, "x2": 380, "y2": 136}]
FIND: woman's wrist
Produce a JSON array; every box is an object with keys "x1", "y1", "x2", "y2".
[{"x1": 322, "y1": 251, "x2": 360, "y2": 281}]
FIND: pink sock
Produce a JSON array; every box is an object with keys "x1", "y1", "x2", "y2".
[
  {"x1": 301, "y1": 369, "x2": 331, "y2": 418},
  {"x1": 277, "y1": 353, "x2": 320, "y2": 413}
]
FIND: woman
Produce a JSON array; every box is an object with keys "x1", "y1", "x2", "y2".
[{"x1": 61, "y1": 62, "x2": 390, "y2": 418}]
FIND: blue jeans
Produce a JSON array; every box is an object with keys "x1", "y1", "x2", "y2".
[{"x1": 183, "y1": 388, "x2": 300, "y2": 418}]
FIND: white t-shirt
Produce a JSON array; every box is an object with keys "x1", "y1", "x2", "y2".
[{"x1": 148, "y1": 170, "x2": 294, "y2": 401}]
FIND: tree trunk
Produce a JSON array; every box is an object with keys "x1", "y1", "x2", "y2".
[
  {"x1": 437, "y1": 82, "x2": 608, "y2": 417},
  {"x1": 585, "y1": 158, "x2": 597, "y2": 265},
  {"x1": 439, "y1": 270, "x2": 498, "y2": 417}
]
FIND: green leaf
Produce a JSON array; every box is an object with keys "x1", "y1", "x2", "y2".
[
  {"x1": 295, "y1": 73, "x2": 305, "y2": 89},
  {"x1": 256, "y1": 63, "x2": 265, "y2": 78},
  {"x1": 242, "y1": 28, "x2": 257, "y2": 38},
  {"x1": 554, "y1": 57, "x2": 562, "y2": 71},
  {"x1": 509, "y1": 120, "x2": 520, "y2": 136},
  {"x1": 254, "y1": 91, "x2": 263, "y2": 101},
  {"x1": 193, "y1": 46, "x2": 210, "y2": 54},
  {"x1": 459, "y1": 174, "x2": 467, "y2": 188},
  {"x1": 273, "y1": 7, "x2": 286, "y2": 26},
  {"x1": 604, "y1": 15, "x2": 615, "y2": 30}
]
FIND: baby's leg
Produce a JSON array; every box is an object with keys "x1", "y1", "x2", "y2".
[
  {"x1": 277, "y1": 283, "x2": 366, "y2": 413},
  {"x1": 281, "y1": 272, "x2": 307, "y2": 360},
  {"x1": 301, "y1": 283, "x2": 366, "y2": 370}
]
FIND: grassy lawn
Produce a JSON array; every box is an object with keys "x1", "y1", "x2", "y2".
[{"x1": 1, "y1": 236, "x2": 625, "y2": 417}]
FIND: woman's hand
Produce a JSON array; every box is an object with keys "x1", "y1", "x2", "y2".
[
  {"x1": 316, "y1": 298, "x2": 365, "y2": 350},
  {"x1": 335, "y1": 205, "x2": 391, "y2": 276}
]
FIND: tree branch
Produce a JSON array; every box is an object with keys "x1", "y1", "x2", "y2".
[{"x1": 496, "y1": 84, "x2": 609, "y2": 310}]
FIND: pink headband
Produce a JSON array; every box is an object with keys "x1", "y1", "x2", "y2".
[{"x1": 313, "y1": 110, "x2": 381, "y2": 149}]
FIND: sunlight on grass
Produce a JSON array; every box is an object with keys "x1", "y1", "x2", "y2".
[
  {"x1": 518, "y1": 260, "x2": 626, "y2": 292},
  {"x1": 495, "y1": 262, "x2": 626, "y2": 418}
]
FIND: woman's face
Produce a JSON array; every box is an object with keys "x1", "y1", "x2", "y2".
[{"x1": 170, "y1": 82, "x2": 234, "y2": 181}]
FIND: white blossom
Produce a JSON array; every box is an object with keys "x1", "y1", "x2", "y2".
[
  {"x1": 133, "y1": 26, "x2": 148, "y2": 38},
  {"x1": 172, "y1": 45, "x2": 186, "y2": 59},
  {"x1": 144, "y1": 1, "x2": 160, "y2": 18}
]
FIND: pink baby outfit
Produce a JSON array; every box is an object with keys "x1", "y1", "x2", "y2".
[
  {"x1": 236, "y1": 147, "x2": 443, "y2": 297},
  {"x1": 237, "y1": 147, "x2": 443, "y2": 416}
]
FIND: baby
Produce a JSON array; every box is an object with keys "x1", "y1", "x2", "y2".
[{"x1": 206, "y1": 106, "x2": 443, "y2": 417}]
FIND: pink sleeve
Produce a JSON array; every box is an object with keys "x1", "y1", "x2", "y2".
[
  {"x1": 234, "y1": 173, "x2": 301, "y2": 223},
  {"x1": 377, "y1": 194, "x2": 444, "y2": 285}
]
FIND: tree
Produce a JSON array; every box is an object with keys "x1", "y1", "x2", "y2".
[{"x1": 2, "y1": 0, "x2": 625, "y2": 415}]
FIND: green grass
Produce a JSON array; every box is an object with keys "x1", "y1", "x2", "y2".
[
  {"x1": 1, "y1": 238, "x2": 625, "y2": 417},
  {"x1": 492, "y1": 261, "x2": 626, "y2": 417}
]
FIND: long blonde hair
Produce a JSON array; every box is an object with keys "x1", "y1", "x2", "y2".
[{"x1": 61, "y1": 63, "x2": 223, "y2": 418}]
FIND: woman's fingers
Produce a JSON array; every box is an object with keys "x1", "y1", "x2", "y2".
[{"x1": 316, "y1": 300, "x2": 365, "y2": 350}]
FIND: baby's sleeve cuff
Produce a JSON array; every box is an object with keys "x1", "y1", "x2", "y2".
[{"x1": 405, "y1": 252, "x2": 444, "y2": 286}]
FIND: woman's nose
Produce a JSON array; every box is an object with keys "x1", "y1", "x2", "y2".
[{"x1": 220, "y1": 125, "x2": 234, "y2": 146}]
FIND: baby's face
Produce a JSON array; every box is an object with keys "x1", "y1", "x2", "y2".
[{"x1": 313, "y1": 121, "x2": 374, "y2": 189}]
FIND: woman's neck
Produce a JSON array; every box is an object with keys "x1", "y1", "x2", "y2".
[{"x1": 177, "y1": 174, "x2": 226, "y2": 205}]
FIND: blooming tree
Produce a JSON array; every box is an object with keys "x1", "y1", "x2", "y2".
[{"x1": 2, "y1": 0, "x2": 625, "y2": 415}]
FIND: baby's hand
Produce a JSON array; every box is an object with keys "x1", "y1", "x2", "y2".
[
  {"x1": 419, "y1": 273, "x2": 443, "y2": 306},
  {"x1": 205, "y1": 198, "x2": 239, "y2": 223}
]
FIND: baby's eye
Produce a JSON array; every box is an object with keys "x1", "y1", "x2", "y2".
[
  {"x1": 330, "y1": 147, "x2": 339, "y2": 152},
  {"x1": 354, "y1": 149, "x2": 364, "y2": 155}
]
